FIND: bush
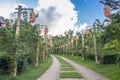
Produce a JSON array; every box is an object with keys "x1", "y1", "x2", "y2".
[
  {"x1": 100, "y1": 54, "x2": 118, "y2": 64},
  {"x1": 0, "y1": 53, "x2": 32, "y2": 75},
  {"x1": 17, "y1": 54, "x2": 32, "y2": 74},
  {"x1": 86, "y1": 53, "x2": 95, "y2": 60},
  {"x1": 0, "y1": 55, "x2": 11, "y2": 75}
]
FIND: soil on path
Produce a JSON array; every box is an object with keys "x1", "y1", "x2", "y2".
[
  {"x1": 60, "y1": 56, "x2": 109, "y2": 80},
  {"x1": 37, "y1": 55, "x2": 60, "y2": 80}
]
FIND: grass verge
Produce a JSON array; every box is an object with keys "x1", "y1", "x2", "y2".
[
  {"x1": 0, "y1": 57, "x2": 52, "y2": 80},
  {"x1": 62, "y1": 55, "x2": 120, "y2": 80}
]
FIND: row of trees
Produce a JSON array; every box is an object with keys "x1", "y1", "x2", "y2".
[
  {"x1": 0, "y1": 12, "x2": 49, "y2": 76},
  {"x1": 52, "y1": 11, "x2": 120, "y2": 66}
]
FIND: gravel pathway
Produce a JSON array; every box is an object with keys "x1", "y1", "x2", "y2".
[
  {"x1": 37, "y1": 55, "x2": 60, "y2": 80},
  {"x1": 60, "y1": 56, "x2": 109, "y2": 80}
]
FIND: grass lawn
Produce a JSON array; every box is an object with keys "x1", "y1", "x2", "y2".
[
  {"x1": 62, "y1": 55, "x2": 120, "y2": 80},
  {"x1": 60, "y1": 72, "x2": 82, "y2": 78},
  {"x1": 0, "y1": 57, "x2": 52, "y2": 80},
  {"x1": 61, "y1": 67, "x2": 75, "y2": 71},
  {"x1": 56, "y1": 56, "x2": 83, "y2": 78}
]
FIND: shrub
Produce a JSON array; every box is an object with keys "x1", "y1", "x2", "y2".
[
  {"x1": 0, "y1": 55, "x2": 11, "y2": 75},
  {"x1": 100, "y1": 54, "x2": 118, "y2": 64},
  {"x1": 86, "y1": 53, "x2": 95, "y2": 60}
]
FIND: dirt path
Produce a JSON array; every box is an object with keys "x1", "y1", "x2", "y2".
[
  {"x1": 60, "y1": 56, "x2": 109, "y2": 80},
  {"x1": 37, "y1": 55, "x2": 60, "y2": 80}
]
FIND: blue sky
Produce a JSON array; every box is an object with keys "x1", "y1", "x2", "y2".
[
  {"x1": 71, "y1": 0, "x2": 106, "y2": 25},
  {"x1": 16, "y1": 0, "x2": 38, "y2": 8},
  {"x1": 0, "y1": 0, "x2": 106, "y2": 35}
]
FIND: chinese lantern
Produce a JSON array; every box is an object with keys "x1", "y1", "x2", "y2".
[
  {"x1": 50, "y1": 40, "x2": 52, "y2": 49},
  {"x1": 85, "y1": 29, "x2": 90, "y2": 35},
  {"x1": 30, "y1": 11, "x2": 36, "y2": 23},
  {"x1": 44, "y1": 27, "x2": 48, "y2": 35},
  {"x1": 49, "y1": 35, "x2": 52, "y2": 40},
  {"x1": 76, "y1": 35, "x2": 79, "y2": 40},
  {"x1": 104, "y1": 5, "x2": 111, "y2": 18}
]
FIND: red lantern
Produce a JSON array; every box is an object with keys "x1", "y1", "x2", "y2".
[
  {"x1": 30, "y1": 11, "x2": 36, "y2": 23},
  {"x1": 104, "y1": 5, "x2": 111, "y2": 18},
  {"x1": 85, "y1": 29, "x2": 90, "y2": 35},
  {"x1": 76, "y1": 35, "x2": 79, "y2": 40},
  {"x1": 50, "y1": 40, "x2": 52, "y2": 49},
  {"x1": 49, "y1": 35, "x2": 52, "y2": 40},
  {"x1": 44, "y1": 27, "x2": 48, "y2": 35},
  {"x1": 30, "y1": 18, "x2": 35, "y2": 23}
]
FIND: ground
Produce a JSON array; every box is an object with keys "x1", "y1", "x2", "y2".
[{"x1": 37, "y1": 55, "x2": 109, "y2": 80}]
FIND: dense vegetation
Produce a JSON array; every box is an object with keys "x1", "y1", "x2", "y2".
[{"x1": 0, "y1": 19, "x2": 50, "y2": 76}]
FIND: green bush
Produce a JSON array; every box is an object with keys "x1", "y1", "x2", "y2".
[
  {"x1": 0, "y1": 53, "x2": 33, "y2": 75},
  {"x1": 17, "y1": 54, "x2": 33, "y2": 74},
  {"x1": 100, "y1": 54, "x2": 118, "y2": 64},
  {"x1": 86, "y1": 53, "x2": 95, "y2": 60},
  {"x1": 0, "y1": 55, "x2": 11, "y2": 75}
]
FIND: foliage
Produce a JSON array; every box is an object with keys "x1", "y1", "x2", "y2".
[
  {"x1": 0, "y1": 55, "x2": 11, "y2": 75},
  {"x1": 0, "y1": 57, "x2": 52, "y2": 80},
  {"x1": 0, "y1": 18, "x2": 48, "y2": 75}
]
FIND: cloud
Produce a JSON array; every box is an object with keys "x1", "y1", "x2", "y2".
[
  {"x1": 0, "y1": 0, "x2": 78, "y2": 36},
  {"x1": 0, "y1": 0, "x2": 28, "y2": 19},
  {"x1": 75, "y1": 23, "x2": 88, "y2": 33},
  {"x1": 36, "y1": 0, "x2": 78, "y2": 36},
  {"x1": 0, "y1": 0, "x2": 16, "y2": 18}
]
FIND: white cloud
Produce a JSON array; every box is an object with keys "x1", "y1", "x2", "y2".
[
  {"x1": 0, "y1": 0, "x2": 29, "y2": 19},
  {"x1": 0, "y1": 0, "x2": 16, "y2": 18},
  {"x1": 0, "y1": 0, "x2": 78, "y2": 36},
  {"x1": 75, "y1": 23, "x2": 88, "y2": 33},
  {"x1": 36, "y1": 0, "x2": 78, "y2": 36}
]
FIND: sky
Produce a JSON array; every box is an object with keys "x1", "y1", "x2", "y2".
[{"x1": 0, "y1": 0, "x2": 106, "y2": 36}]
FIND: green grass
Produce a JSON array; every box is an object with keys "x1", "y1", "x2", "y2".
[
  {"x1": 61, "y1": 67, "x2": 75, "y2": 71},
  {"x1": 0, "y1": 57, "x2": 52, "y2": 80},
  {"x1": 62, "y1": 55, "x2": 120, "y2": 80},
  {"x1": 56, "y1": 56, "x2": 83, "y2": 78},
  {"x1": 60, "y1": 72, "x2": 82, "y2": 78}
]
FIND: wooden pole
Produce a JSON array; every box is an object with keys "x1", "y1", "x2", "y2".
[
  {"x1": 13, "y1": 5, "x2": 33, "y2": 76},
  {"x1": 12, "y1": 5, "x2": 22, "y2": 76},
  {"x1": 93, "y1": 23, "x2": 99, "y2": 64},
  {"x1": 35, "y1": 24, "x2": 40, "y2": 67}
]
